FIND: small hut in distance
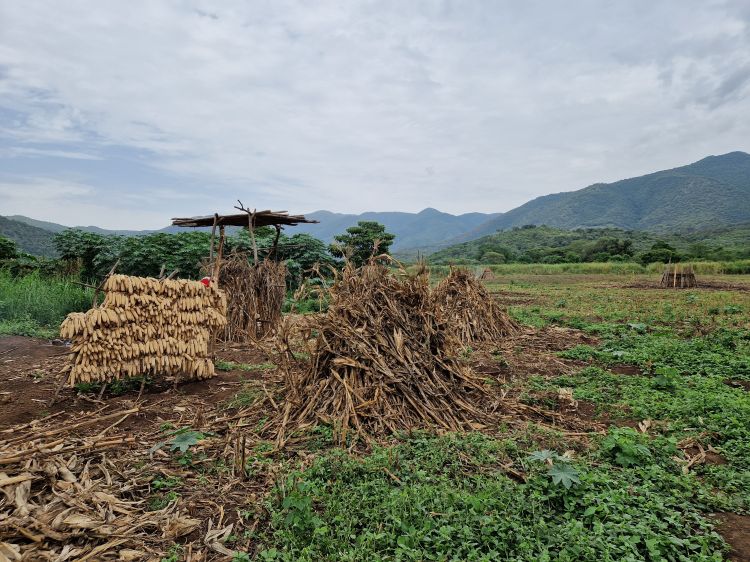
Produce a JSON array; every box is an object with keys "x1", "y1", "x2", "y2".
[{"x1": 660, "y1": 263, "x2": 697, "y2": 288}]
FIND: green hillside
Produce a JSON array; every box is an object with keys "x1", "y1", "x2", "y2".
[
  {"x1": 0, "y1": 216, "x2": 57, "y2": 257},
  {"x1": 458, "y1": 152, "x2": 750, "y2": 240},
  {"x1": 430, "y1": 224, "x2": 750, "y2": 265}
]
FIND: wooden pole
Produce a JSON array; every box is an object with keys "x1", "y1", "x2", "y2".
[
  {"x1": 93, "y1": 259, "x2": 120, "y2": 308},
  {"x1": 213, "y1": 225, "x2": 226, "y2": 285},
  {"x1": 247, "y1": 210, "x2": 259, "y2": 265},
  {"x1": 209, "y1": 213, "x2": 219, "y2": 266},
  {"x1": 270, "y1": 225, "x2": 282, "y2": 259}
]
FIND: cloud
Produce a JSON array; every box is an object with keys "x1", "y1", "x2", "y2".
[
  {"x1": 1, "y1": 147, "x2": 101, "y2": 160},
  {"x1": 0, "y1": 1, "x2": 749, "y2": 228}
]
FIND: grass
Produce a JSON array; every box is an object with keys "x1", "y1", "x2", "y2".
[
  {"x1": 226, "y1": 382, "x2": 262, "y2": 409},
  {"x1": 0, "y1": 270, "x2": 91, "y2": 338},
  {"x1": 423, "y1": 260, "x2": 750, "y2": 277}
]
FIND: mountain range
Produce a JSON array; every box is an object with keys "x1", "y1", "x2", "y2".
[{"x1": 2, "y1": 151, "x2": 749, "y2": 257}]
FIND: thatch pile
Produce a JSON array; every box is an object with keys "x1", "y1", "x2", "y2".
[
  {"x1": 275, "y1": 262, "x2": 492, "y2": 445},
  {"x1": 213, "y1": 254, "x2": 286, "y2": 342},
  {"x1": 432, "y1": 267, "x2": 519, "y2": 345},
  {"x1": 479, "y1": 267, "x2": 496, "y2": 281},
  {"x1": 60, "y1": 275, "x2": 227, "y2": 386}
]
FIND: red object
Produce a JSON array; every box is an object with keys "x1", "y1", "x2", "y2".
[{"x1": 200, "y1": 277, "x2": 211, "y2": 287}]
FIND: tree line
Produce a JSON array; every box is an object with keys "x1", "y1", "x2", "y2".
[{"x1": 0, "y1": 221, "x2": 396, "y2": 287}]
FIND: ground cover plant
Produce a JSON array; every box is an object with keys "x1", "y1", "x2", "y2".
[{"x1": 0, "y1": 271, "x2": 749, "y2": 559}]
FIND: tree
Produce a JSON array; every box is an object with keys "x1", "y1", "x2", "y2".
[
  {"x1": 638, "y1": 241, "x2": 681, "y2": 265},
  {"x1": 330, "y1": 221, "x2": 395, "y2": 267},
  {"x1": 277, "y1": 233, "x2": 337, "y2": 288},
  {"x1": 0, "y1": 236, "x2": 19, "y2": 260},
  {"x1": 54, "y1": 229, "x2": 111, "y2": 280}
]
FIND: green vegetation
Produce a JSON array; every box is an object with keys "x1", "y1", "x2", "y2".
[
  {"x1": 430, "y1": 224, "x2": 750, "y2": 265},
  {"x1": 0, "y1": 270, "x2": 92, "y2": 338},
  {"x1": 0, "y1": 236, "x2": 19, "y2": 260},
  {"x1": 253, "y1": 432, "x2": 725, "y2": 560},
  {"x1": 51, "y1": 226, "x2": 337, "y2": 287},
  {"x1": 215, "y1": 360, "x2": 276, "y2": 372},
  {"x1": 329, "y1": 221, "x2": 396, "y2": 266}
]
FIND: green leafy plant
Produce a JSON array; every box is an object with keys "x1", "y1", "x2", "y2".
[
  {"x1": 528, "y1": 450, "x2": 581, "y2": 489},
  {"x1": 600, "y1": 428, "x2": 652, "y2": 468},
  {"x1": 652, "y1": 366, "x2": 679, "y2": 391}
]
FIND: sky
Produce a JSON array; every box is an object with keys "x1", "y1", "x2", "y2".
[{"x1": 0, "y1": 1, "x2": 749, "y2": 229}]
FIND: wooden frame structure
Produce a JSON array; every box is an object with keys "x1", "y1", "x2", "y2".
[
  {"x1": 171, "y1": 203, "x2": 318, "y2": 341},
  {"x1": 172, "y1": 203, "x2": 318, "y2": 281},
  {"x1": 660, "y1": 263, "x2": 697, "y2": 288}
]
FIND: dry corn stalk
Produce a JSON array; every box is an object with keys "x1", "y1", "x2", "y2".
[
  {"x1": 432, "y1": 267, "x2": 519, "y2": 345},
  {"x1": 272, "y1": 261, "x2": 491, "y2": 446},
  {"x1": 60, "y1": 274, "x2": 227, "y2": 386},
  {"x1": 210, "y1": 254, "x2": 286, "y2": 342}
]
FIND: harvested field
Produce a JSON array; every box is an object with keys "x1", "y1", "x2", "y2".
[{"x1": 0, "y1": 272, "x2": 748, "y2": 560}]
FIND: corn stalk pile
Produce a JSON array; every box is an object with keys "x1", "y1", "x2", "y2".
[
  {"x1": 213, "y1": 255, "x2": 286, "y2": 342},
  {"x1": 432, "y1": 267, "x2": 519, "y2": 345},
  {"x1": 60, "y1": 275, "x2": 227, "y2": 386},
  {"x1": 0, "y1": 408, "x2": 239, "y2": 560},
  {"x1": 275, "y1": 262, "x2": 491, "y2": 446}
]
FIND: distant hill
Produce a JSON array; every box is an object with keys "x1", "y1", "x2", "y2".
[
  {"x1": 293, "y1": 208, "x2": 501, "y2": 251},
  {"x1": 5, "y1": 151, "x2": 750, "y2": 256},
  {"x1": 458, "y1": 151, "x2": 750, "y2": 241},
  {"x1": 6, "y1": 215, "x2": 148, "y2": 236},
  {"x1": 5, "y1": 209, "x2": 499, "y2": 252},
  {"x1": 0, "y1": 216, "x2": 57, "y2": 257}
]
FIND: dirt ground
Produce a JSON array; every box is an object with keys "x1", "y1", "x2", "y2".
[
  {"x1": 0, "y1": 329, "x2": 746, "y2": 559},
  {"x1": 711, "y1": 513, "x2": 750, "y2": 562}
]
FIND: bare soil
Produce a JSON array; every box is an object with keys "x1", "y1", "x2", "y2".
[{"x1": 711, "y1": 513, "x2": 750, "y2": 561}]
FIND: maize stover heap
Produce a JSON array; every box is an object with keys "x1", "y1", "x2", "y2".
[{"x1": 60, "y1": 274, "x2": 227, "y2": 386}]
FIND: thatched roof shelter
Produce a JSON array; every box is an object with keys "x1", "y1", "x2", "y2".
[
  {"x1": 171, "y1": 204, "x2": 318, "y2": 342},
  {"x1": 171, "y1": 209, "x2": 318, "y2": 229}
]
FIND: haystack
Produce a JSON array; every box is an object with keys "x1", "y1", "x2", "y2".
[
  {"x1": 660, "y1": 264, "x2": 697, "y2": 288},
  {"x1": 432, "y1": 267, "x2": 519, "y2": 345},
  {"x1": 479, "y1": 267, "x2": 496, "y2": 281},
  {"x1": 60, "y1": 274, "x2": 227, "y2": 386},
  {"x1": 275, "y1": 262, "x2": 490, "y2": 445},
  {"x1": 214, "y1": 254, "x2": 286, "y2": 341}
]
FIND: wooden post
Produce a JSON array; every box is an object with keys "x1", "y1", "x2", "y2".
[
  {"x1": 270, "y1": 225, "x2": 282, "y2": 259},
  {"x1": 209, "y1": 213, "x2": 219, "y2": 265},
  {"x1": 213, "y1": 225, "x2": 226, "y2": 285},
  {"x1": 93, "y1": 259, "x2": 120, "y2": 308},
  {"x1": 247, "y1": 210, "x2": 259, "y2": 265}
]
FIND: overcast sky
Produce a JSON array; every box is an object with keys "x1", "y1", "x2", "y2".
[{"x1": 1, "y1": 1, "x2": 749, "y2": 229}]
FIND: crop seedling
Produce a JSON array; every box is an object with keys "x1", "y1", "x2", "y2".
[{"x1": 528, "y1": 450, "x2": 581, "y2": 489}]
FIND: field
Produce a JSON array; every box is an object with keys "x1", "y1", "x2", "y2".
[{"x1": 1, "y1": 272, "x2": 749, "y2": 560}]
